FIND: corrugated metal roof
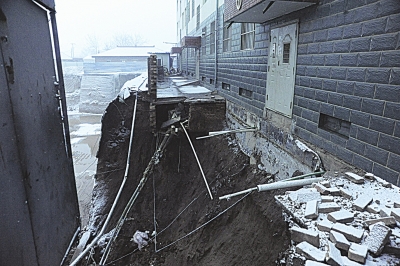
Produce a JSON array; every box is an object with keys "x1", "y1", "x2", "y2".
[{"x1": 92, "y1": 46, "x2": 166, "y2": 58}]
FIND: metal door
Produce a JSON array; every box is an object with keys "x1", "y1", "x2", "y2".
[{"x1": 265, "y1": 23, "x2": 298, "y2": 117}]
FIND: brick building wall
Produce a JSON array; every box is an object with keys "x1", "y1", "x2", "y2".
[{"x1": 179, "y1": 0, "x2": 400, "y2": 185}]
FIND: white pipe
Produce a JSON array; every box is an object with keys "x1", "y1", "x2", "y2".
[
  {"x1": 219, "y1": 177, "x2": 323, "y2": 201},
  {"x1": 219, "y1": 187, "x2": 257, "y2": 200},
  {"x1": 180, "y1": 122, "x2": 213, "y2": 200},
  {"x1": 257, "y1": 177, "x2": 323, "y2": 192},
  {"x1": 196, "y1": 128, "x2": 256, "y2": 140},
  {"x1": 70, "y1": 93, "x2": 138, "y2": 266}
]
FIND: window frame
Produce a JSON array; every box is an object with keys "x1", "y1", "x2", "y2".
[{"x1": 240, "y1": 23, "x2": 255, "y2": 50}]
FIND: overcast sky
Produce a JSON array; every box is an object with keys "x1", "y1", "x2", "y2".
[{"x1": 55, "y1": 0, "x2": 177, "y2": 58}]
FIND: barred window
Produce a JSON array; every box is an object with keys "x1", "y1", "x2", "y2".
[
  {"x1": 210, "y1": 21, "x2": 215, "y2": 54},
  {"x1": 223, "y1": 21, "x2": 232, "y2": 52},
  {"x1": 241, "y1": 23, "x2": 255, "y2": 50},
  {"x1": 202, "y1": 26, "x2": 207, "y2": 55},
  {"x1": 196, "y1": 5, "x2": 200, "y2": 30}
]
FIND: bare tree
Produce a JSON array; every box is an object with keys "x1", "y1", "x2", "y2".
[
  {"x1": 81, "y1": 34, "x2": 100, "y2": 57},
  {"x1": 103, "y1": 33, "x2": 146, "y2": 50}
]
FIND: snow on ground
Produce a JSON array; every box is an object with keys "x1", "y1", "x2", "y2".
[
  {"x1": 70, "y1": 123, "x2": 101, "y2": 137},
  {"x1": 179, "y1": 85, "x2": 210, "y2": 94},
  {"x1": 120, "y1": 72, "x2": 148, "y2": 92},
  {"x1": 276, "y1": 173, "x2": 400, "y2": 265}
]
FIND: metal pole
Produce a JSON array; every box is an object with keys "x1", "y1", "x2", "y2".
[{"x1": 180, "y1": 122, "x2": 213, "y2": 200}]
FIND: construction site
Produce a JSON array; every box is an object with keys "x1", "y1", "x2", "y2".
[{"x1": 1, "y1": 0, "x2": 400, "y2": 266}]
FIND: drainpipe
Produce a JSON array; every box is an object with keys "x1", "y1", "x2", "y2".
[{"x1": 214, "y1": 0, "x2": 218, "y2": 88}]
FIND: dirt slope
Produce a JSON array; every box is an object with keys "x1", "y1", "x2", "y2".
[{"x1": 87, "y1": 94, "x2": 291, "y2": 265}]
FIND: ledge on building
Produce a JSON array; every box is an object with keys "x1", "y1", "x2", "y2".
[{"x1": 224, "y1": 0, "x2": 319, "y2": 23}]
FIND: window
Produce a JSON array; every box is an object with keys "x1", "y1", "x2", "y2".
[
  {"x1": 210, "y1": 78, "x2": 214, "y2": 85},
  {"x1": 241, "y1": 23, "x2": 255, "y2": 50},
  {"x1": 223, "y1": 21, "x2": 232, "y2": 52},
  {"x1": 283, "y1": 43, "x2": 290, "y2": 63},
  {"x1": 239, "y1": 87, "x2": 252, "y2": 98},
  {"x1": 222, "y1": 82, "x2": 231, "y2": 90},
  {"x1": 202, "y1": 26, "x2": 207, "y2": 55},
  {"x1": 210, "y1": 21, "x2": 215, "y2": 54},
  {"x1": 202, "y1": 76, "x2": 206, "y2": 81},
  {"x1": 196, "y1": 5, "x2": 200, "y2": 30},
  {"x1": 318, "y1": 113, "x2": 350, "y2": 139},
  {"x1": 192, "y1": 0, "x2": 195, "y2": 18}
]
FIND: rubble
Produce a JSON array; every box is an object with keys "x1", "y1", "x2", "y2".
[
  {"x1": 275, "y1": 173, "x2": 400, "y2": 265},
  {"x1": 296, "y1": 241, "x2": 325, "y2": 262},
  {"x1": 364, "y1": 223, "x2": 391, "y2": 256},
  {"x1": 348, "y1": 243, "x2": 368, "y2": 264},
  {"x1": 291, "y1": 227, "x2": 320, "y2": 247}
]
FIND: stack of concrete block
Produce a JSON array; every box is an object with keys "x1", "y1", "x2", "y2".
[{"x1": 275, "y1": 171, "x2": 400, "y2": 265}]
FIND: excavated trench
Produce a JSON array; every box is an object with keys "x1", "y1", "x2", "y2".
[{"x1": 84, "y1": 93, "x2": 292, "y2": 265}]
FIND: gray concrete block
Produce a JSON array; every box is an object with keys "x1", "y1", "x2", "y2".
[
  {"x1": 366, "y1": 203, "x2": 380, "y2": 214},
  {"x1": 318, "y1": 202, "x2": 341, "y2": 213},
  {"x1": 326, "y1": 241, "x2": 343, "y2": 266},
  {"x1": 391, "y1": 208, "x2": 400, "y2": 222},
  {"x1": 344, "y1": 172, "x2": 364, "y2": 184},
  {"x1": 305, "y1": 200, "x2": 319, "y2": 220},
  {"x1": 364, "y1": 217, "x2": 397, "y2": 227},
  {"x1": 381, "y1": 207, "x2": 392, "y2": 218},
  {"x1": 291, "y1": 227, "x2": 320, "y2": 248},
  {"x1": 305, "y1": 260, "x2": 327, "y2": 266},
  {"x1": 313, "y1": 183, "x2": 329, "y2": 195},
  {"x1": 353, "y1": 194, "x2": 373, "y2": 211},
  {"x1": 348, "y1": 243, "x2": 368, "y2": 264},
  {"x1": 332, "y1": 223, "x2": 364, "y2": 242},
  {"x1": 327, "y1": 210, "x2": 354, "y2": 223},
  {"x1": 340, "y1": 188, "x2": 353, "y2": 199},
  {"x1": 330, "y1": 230, "x2": 350, "y2": 251},
  {"x1": 327, "y1": 187, "x2": 341, "y2": 196},
  {"x1": 321, "y1": 195, "x2": 334, "y2": 202},
  {"x1": 365, "y1": 223, "x2": 392, "y2": 256},
  {"x1": 296, "y1": 241, "x2": 326, "y2": 262},
  {"x1": 317, "y1": 219, "x2": 334, "y2": 232}
]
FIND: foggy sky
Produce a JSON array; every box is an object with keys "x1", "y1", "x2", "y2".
[{"x1": 55, "y1": 0, "x2": 177, "y2": 58}]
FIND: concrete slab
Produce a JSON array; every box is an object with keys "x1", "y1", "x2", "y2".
[
  {"x1": 305, "y1": 200, "x2": 319, "y2": 220},
  {"x1": 318, "y1": 202, "x2": 341, "y2": 213},
  {"x1": 317, "y1": 219, "x2": 334, "y2": 232},
  {"x1": 391, "y1": 208, "x2": 400, "y2": 222},
  {"x1": 364, "y1": 217, "x2": 397, "y2": 227},
  {"x1": 340, "y1": 188, "x2": 353, "y2": 199},
  {"x1": 365, "y1": 223, "x2": 392, "y2": 256},
  {"x1": 291, "y1": 227, "x2": 320, "y2": 247},
  {"x1": 321, "y1": 195, "x2": 334, "y2": 202},
  {"x1": 329, "y1": 230, "x2": 350, "y2": 251},
  {"x1": 327, "y1": 187, "x2": 341, "y2": 196},
  {"x1": 353, "y1": 194, "x2": 373, "y2": 211},
  {"x1": 344, "y1": 172, "x2": 364, "y2": 184},
  {"x1": 326, "y1": 240, "x2": 343, "y2": 266},
  {"x1": 296, "y1": 241, "x2": 325, "y2": 262},
  {"x1": 348, "y1": 243, "x2": 368, "y2": 264},
  {"x1": 332, "y1": 223, "x2": 364, "y2": 242},
  {"x1": 313, "y1": 183, "x2": 329, "y2": 195},
  {"x1": 327, "y1": 210, "x2": 354, "y2": 223}
]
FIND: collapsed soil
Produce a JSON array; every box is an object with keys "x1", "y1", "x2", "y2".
[{"x1": 87, "y1": 94, "x2": 292, "y2": 265}]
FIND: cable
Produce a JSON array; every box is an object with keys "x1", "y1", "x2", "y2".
[{"x1": 155, "y1": 191, "x2": 252, "y2": 252}]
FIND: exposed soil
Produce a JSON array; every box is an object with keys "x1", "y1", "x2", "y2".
[{"x1": 84, "y1": 93, "x2": 292, "y2": 265}]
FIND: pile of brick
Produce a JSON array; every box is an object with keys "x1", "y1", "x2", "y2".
[{"x1": 275, "y1": 172, "x2": 400, "y2": 265}]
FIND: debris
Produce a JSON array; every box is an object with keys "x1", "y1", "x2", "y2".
[
  {"x1": 327, "y1": 210, "x2": 354, "y2": 223},
  {"x1": 332, "y1": 223, "x2": 364, "y2": 242},
  {"x1": 391, "y1": 208, "x2": 400, "y2": 222},
  {"x1": 132, "y1": 230, "x2": 149, "y2": 251},
  {"x1": 326, "y1": 240, "x2": 343, "y2": 266},
  {"x1": 329, "y1": 230, "x2": 350, "y2": 251},
  {"x1": 348, "y1": 243, "x2": 368, "y2": 264},
  {"x1": 318, "y1": 202, "x2": 341, "y2": 213},
  {"x1": 344, "y1": 172, "x2": 364, "y2": 184},
  {"x1": 339, "y1": 188, "x2": 353, "y2": 199},
  {"x1": 364, "y1": 217, "x2": 397, "y2": 227},
  {"x1": 364, "y1": 223, "x2": 391, "y2": 256},
  {"x1": 295, "y1": 241, "x2": 325, "y2": 262},
  {"x1": 353, "y1": 194, "x2": 373, "y2": 211},
  {"x1": 305, "y1": 200, "x2": 319, "y2": 220},
  {"x1": 317, "y1": 219, "x2": 334, "y2": 232},
  {"x1": 290, "y1": 227, "x2": 320, "y2": 248},
  {"x1": 321, "y1": 195, "x2": 334, "y2": 202}
]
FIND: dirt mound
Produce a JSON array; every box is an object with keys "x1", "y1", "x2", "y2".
[{"x1": 86, "y1": 95, "x2": 291, "y2": 265}]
